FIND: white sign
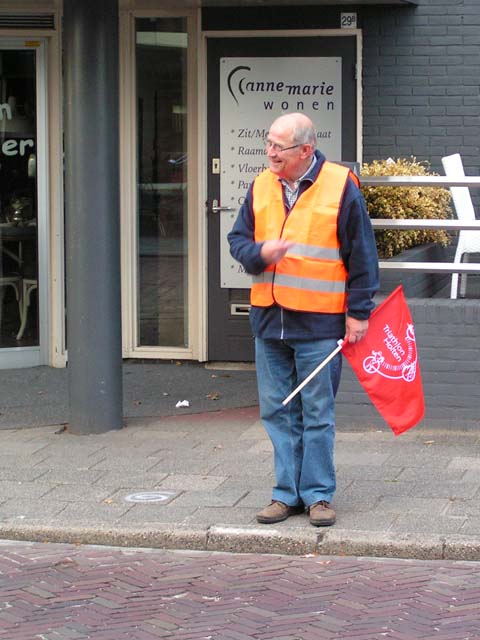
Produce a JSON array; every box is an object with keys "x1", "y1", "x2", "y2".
[
  {"x1": 219, "y1": 57, "x2": 342, "y2": 288},
  {"x1": 340, "y1": 13, "x2": 357, "y2": 29}
]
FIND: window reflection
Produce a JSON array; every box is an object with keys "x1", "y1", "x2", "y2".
[
  {"x1": 0, "y1": 50, "x2": 38, "y2": 347},
  {"x1": 136, "y1": 18, "x2": 188, "y2": 347}
]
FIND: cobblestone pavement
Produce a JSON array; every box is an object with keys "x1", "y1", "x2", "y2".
[{"x1": 1, "y1": 541, "x2": 479, "y2": 640}]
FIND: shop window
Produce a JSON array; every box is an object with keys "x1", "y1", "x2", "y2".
[{"x1": 0, "y1": 49, "x2": 38, "y2": 347}]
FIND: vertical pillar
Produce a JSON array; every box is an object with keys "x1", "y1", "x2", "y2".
[{"x1": 63, "y1": 0, "x2": 123, "y2": 433}]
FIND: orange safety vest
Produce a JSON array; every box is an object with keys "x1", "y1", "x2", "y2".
[{"x1": 251, "y1": 161, "x2": 354, "y2": 313}]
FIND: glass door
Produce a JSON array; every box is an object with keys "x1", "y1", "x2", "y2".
[
  {"x1": 135, "y1": 17, "x2": 189, "y2": 348},
  {"x1": 206, "y1": 35, "x2": 358, "y2": 360},
  {"x1": 0, "y1": 40, "x2": 48, "y2": 367}
]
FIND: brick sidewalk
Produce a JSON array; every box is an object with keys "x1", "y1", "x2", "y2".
[{"x1": 1, "y1": 541, "x2": 479, "y2": 639}]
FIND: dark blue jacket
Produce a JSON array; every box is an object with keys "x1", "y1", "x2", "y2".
[{"x1": 227, "y1": 151, "x2": 379, "y2": 340}]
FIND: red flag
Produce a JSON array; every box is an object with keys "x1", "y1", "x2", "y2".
[{"x1": 342, "y1": 285, "x2": 425, "y2": 435}]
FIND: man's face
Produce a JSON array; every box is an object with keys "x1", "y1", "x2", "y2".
[{"x1": 265, "y1": 121, "x2": 312, "y2": 183}]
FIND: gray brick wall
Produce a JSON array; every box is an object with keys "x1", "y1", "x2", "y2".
[
  {"x1": 361, "y1": 0, "x2": 480, "y2": 178},
  {"x1": 337, "y1": 298, "x2": 480, "y2": 429},
  {"x1": 351, "y1": 0, "x2": 480, "y2": 429},
  {"x1": 203, "y1": 2, "x2": 480, "y2": 177},
  {"x1": 203, "y1": 2, "x2": 480, "y2": 428}
]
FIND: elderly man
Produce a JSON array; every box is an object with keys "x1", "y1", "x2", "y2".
[{"x1": 228, "y1": 112, "x2": 378, "y2": 527}]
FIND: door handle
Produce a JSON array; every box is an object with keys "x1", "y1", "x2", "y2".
[{"x1": 211, "y1": 199, "x2": 236, "y2": 213}]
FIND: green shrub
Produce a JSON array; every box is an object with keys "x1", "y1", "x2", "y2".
[{"x1": 360, "y1": 157, "x2": 453, "y2": 259}]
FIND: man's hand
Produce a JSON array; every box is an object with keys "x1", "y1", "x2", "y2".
[
  {"x1": 345, "y1": 317, "x2": 369, "y2": 344},
  {"x1": 260, "y1": 239, "x2": 294, "y2": 264}
]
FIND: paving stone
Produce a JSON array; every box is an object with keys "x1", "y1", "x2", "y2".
[
  {"x1": 209, "y1": 461, "x2": 273, "y2": 475},
  {"x1": 334, "y1": 512, "x2": 397, "y2": 532},
  {"x1": 157, "y1": 474, "x2": 227, "y2": 491},
  {"x1": 392, "y1": 514, "x2": 466, "y2": 535},
  {"x1": 247, "y1": 440, "x2": 273, "y2": 454},
  {"x1": 33, "y1": 449, "x2": 108, "y2": 468},
  {"x1": 0, "y1": 480, "x2": 54, "y2": 500},
  {"x1": 375, "y1": 496, "x2": 450, "y2": 515},
  {"x1": 0, "y1": 498, "x2": 67, "y2": 519},
  {"x1": 448, "y1": 456, "x2": 480, "y2": 470},
  {"x1": 334, "y1": 451, "x2": 391, "y2": 466},
  {"x1": 171, "y1": 489, "x2": 247, "y2": 508},
  {"x1": 0, "y1": 453, "x2": 53, "y2": 468},
  {"x1": 417, "y1": 432, "x2": 480, "y2": 446},
  {"x1": 118, "y1": 505, "x2": 195, "y2": 525},
  {"x1": 45, "y1": 502, "x2": 131, "y2": 525},
  {"x1": 147, "y1": 458, "x2": 216, "y2": 474},
  {"x1": 93, "y1": 471, "x2": 170, "y2": 488},
  {"x1": 0, "y1": 441, "x2": 50, "y2": 456},
  {"x1": 396, "y1": 467, "x2": 465, "y2": 482},
  {"x1": 350, "y1": 429, "x2": 421, "y2": 442},
  {"x1": 446, "y1": 499, "x2": 480, "y2": 518},
  {"x1": 463, "y1": 469, "x2": 480, "y2": 482},
  {"x1": 338, "y1": 440, "x2": 397, "y2": 454},
  {"x1": 458, "y1": 519, "x2": 480, "y2": 535},
  {"x1": 183, "y1": 507, "x2": 258, "y2": 527},
  {"x1": 187, "y1": 446, "x2": 263, "y2": 464},
  {"x1": 29, "y1": 440, "x2": 108, "y2": 456},
  {"x1": 89, "y1": 455, "x2": 164, "y2": 473},
  {"x1": 383, "y1": 452, "x2": 455, "y2": 468},
  {"x1": 341, "y1": 480, "x2": 415, "y2": 499},
  {"x1": 239, "y1": 422, "x2": 266, "y2": 439},
  {"x1": 236, "y1": 489, "x2": 274, "y2": 508},
  {"x1": 216, "y1": 476, "x2": 275, "y2": 491},
  {"x1": 333, "y1": 494, "x2": 381, "y2": 513},
  {"x1": 119, "y1": 429, "x2": 192, "y2": 443},
  {"x1": 41, "y1": 484, "x2": 117, "y2": 503},
  {"x1": 414, "y1": 481, "x2": 479, "y2": 500},
  {"x1": 0, "y1": 468, "x2": 56, "y2": 482},
  {"x1": 336, "y1": 464, "x2": 404, "y2": 482},
  {"x1": 29, "y1": 468, "x2": 108, "y2": 484}
]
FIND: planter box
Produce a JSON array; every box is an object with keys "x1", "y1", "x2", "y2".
[{"x1": 378, "y1": 243, "x2": 455, "y2": 298}]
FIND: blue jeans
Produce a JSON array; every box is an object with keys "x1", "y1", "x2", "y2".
[{"x1": 255, "y1": 337, "x2": 342, "y2": 508}]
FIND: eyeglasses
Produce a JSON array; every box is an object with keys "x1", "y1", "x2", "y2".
[{"x1": 264, "y1": 138, "x2": 302, "y2": 153}]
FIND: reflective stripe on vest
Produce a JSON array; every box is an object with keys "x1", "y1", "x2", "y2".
[{"x1": 251, "y1": 161, "x2": 350, "y2": 313}]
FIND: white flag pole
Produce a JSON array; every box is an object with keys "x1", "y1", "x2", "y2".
[{"x1": 282, "y1": 339, "x2": 344, "y2": 406}]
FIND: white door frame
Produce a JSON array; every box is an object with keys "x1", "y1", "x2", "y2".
[
  {"x1": 0, "y1": 38, "x2": 50, "y2": 369},
  {"x1": 120, "y1": 8, "x2": 202, "y2": 361}
]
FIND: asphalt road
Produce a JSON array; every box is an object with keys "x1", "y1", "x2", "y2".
[
  {"x1": 1, "y1": 541, "x2": 479, "y2": 640},
  {"x1": 0, "y1": 362, "x2": 259, "y2": 429}
]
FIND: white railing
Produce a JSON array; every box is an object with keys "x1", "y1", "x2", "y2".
[{"x1": 361, "y1": 176, "x2": 480, "y2": 275}]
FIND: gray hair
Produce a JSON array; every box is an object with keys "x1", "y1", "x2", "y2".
[{"x1": 292, "y1": 121, "x2": 317, "y2": 149}]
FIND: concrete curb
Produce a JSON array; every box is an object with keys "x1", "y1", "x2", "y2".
[
  {"x1": 318, "y1": 529, "x2": 445, "y2": 560},
  {"x1": 2, "y1": 524, "x2": 480, "y2": 560},
  {"x1": 207, "y1": 526, "x2": 320, "y2": 555},
  {"x1": 0, "y1": 525, "x2": 209, "y2": 552}
]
